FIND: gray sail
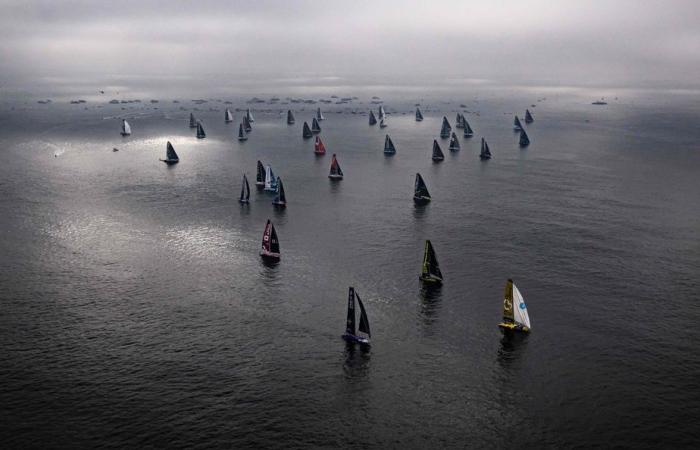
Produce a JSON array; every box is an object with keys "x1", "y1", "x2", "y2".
[
  {"x1": 432, "y1": 140, "x2": 444, "y2": 161},
  {"x1": 384, "y1": 134, "x2": 396, "y2": 154},
  {"x1": 287, "y1": 110, "x2": 295, "y2": 125},
  {"x1": 440, "y1": 116, "x2": 451, "y2": 138},
  {"x1": 415, "y1": 107, "x2": 423, "y2": 121},
  {"x1": 246, "y1": 109, "x2": 255, "y2": 122},
  {"x1": 196, "y1": 121, "x2": 206, "y2": 139},
  {"x1": 239, "y1": 174, "x2": 250, "y2": 203},
  {"x1": 238, "y1": 123, "x2": 247, "y2": 140},
  {"x1": 378, "y1": 105, "x2": 386, "y2": 121},
  {"x1": 480, "y1": 138, "x2": 492, "y2": 159},
  {"x1": 463, "y1": 119, "x2": 474, "y2": 137},
  {"x1": 525, "y1": 109, "x2": 534, "y2": 123},
  {"x1": 166, "y1": 141, "x2": 178, "y2": 160},
  {"x1": 303, "y1": 121, "x2": 313, "y2": 138},
  {"x1": 356, "y1": 293, "x2": 371, "y2": 337},
  {"x1": 514, "y1": 115, "x2": 523, "y2": 131},
  {"x1": 455, "y1": 113, "x2": 464, "y2": 128},
  {"x1": 449, "y1": 132, "x2": 460, "y2": 151},
  {"x1": 369, "y1": 110, "x2": 377, "y2": 125},
  {"x1": 414, "y1": 173, "x2": 430, "y2": 201},
  {"x1": 243, "y1": 115, "x2": 252, "y2": 132},
  {"x1": 312, "y1": 117, "x2": 321, "y2": 133},
  {"x1": 316, "y1": 107, "x2": 324, "y2": 121}
]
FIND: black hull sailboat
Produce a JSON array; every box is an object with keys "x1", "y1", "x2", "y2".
[
  {"x1": 196, "y1": 121, "x2": 206, "y2": 139},
  {"x1": 415, "y1": 107, "x2": 424, "y2": 121},
  {"x1": 312, "y1": 117, "x2": 322, "y2": 134},
  {"x1": 440, "y1": 116, "x2": 451, "y2": 138},
  {"x1": 413, "y1": 173, "x2": 431, "y2": 204},
  {"x1": 480, "y1": 138, "x2": 492, "y2": 160},
  {"x1": 256, "y1": 160, "x2": 266, "y2": 189},
  {"x1": 316, "y1": 107, "x2": 324, "y2": 121},
  {"x1": 238, "y1": 123, "x2": 248, "y2": 141},
  {"x1": 449, "y1": 132, "x2": 460, "y2": 151},
  {"x1": 513, "y1": 115, "x2": 523, "y2": 131},
  {"x1": 225, "y1": 109, "x2": 234, "y2": 123},
  {"x1": 239, "y1": 174, "x2": 251, "y2": 204},
  {"x1": 287, "y1": 110, "x2": 295, "y2": 125},
  {"x1": 243, "y1": 115, "x2": 252, "y2": 133},
  {"x1": 272, "y1": 177, "x2": 286, "y2": 207},
  {"x1": 160, "y1": 141, "x2": 179, "y2": 165},
  {"x1": 519, "y1": 129, "x2": 530, "y2": 147},
  {"x1": 369, "y1": 110, "x2": 377, "y2": 126},
  {"x1": 432, "y1": 140, "x2": 444, "y2": 162},
  {"x1": 342, "y1": 287, "x2": 371, "y2": 346},
  {"x1": 463, "y1": 119, "x2": 474, "y2": 138},
  {"x1": 419, "y1": 240, "x2": 443, "y2": 284},
  {"x1": 384, "y1": 134, "x2": 396, "y2": 155},
  {"x1": 498, "y1": 279, "x2": 531, "y2": 333},
  {"x1": 525, "y1": 109, "x2": 534, "y2": 123},
  {"x1": 260, "y1": 219, "x2": 280, "y2": 260},
  {"x1": 302, "y1": 121, "x2": 313, "y2": 139},
  {"x1": 328, "y1": 153, "x2": 344, "y2": 180}
]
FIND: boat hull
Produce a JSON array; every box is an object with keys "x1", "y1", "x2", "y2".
[
  {"x1": 260, "y1": 250, "x2": 280, "y2": 260},
  {"x1": 480, "y1": 155, "x2": 491, "y2": 160},
  {"x1": 160, "y1": 159, "x2": 179, "y2": 165},
  {"x1": 498, "y1": 322, "x2": 530, "y2": 333},
  {"x1": 432, "y1": 156, "x2": 444, "y2": 162},
  {"x1": 272, "y1": 201, "x2": 286, "y2": 208},
  {"x1": 419, "y1": 275, "x2": 443, "y2": 284},
  {"x1": 328, "y1": 175, "x2": 343, "y2": 180},
  {"x1": 413, "y1": 196, "x2": 431, "y2": 204},
  {"x1": 238, "y1": 199, "x2": 249, "y2": 204},
  {"x1": 463, "y1": 132, "x2": 473, "y2": 138},
  {"x1": 238, "y1": 137, "x2": 248, "y2": 141},
  {"x1": 120, "y1": 133, "x2": 130, "y2": 137},
  {"x1": 342, "y1": 333, "x2": 370, "y2": 346}
]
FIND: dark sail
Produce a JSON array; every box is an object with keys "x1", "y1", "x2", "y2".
[
  {"x1": 356, "y1": 293, "x2": 371, "y2": 337},
  {"x1": 414, "y1": 173, "x2": 430, "y2": 200},
  {"x1": 514, "y1": 115, "x2": 523, "y2": 131},
  {"x1": 316, "y1": 107, "x2": 324, "y2": 121},
  {"x1": 432, "y1": 140, "x2": 444, "y2": 161},
  {"x1": 287, "y1": 110, "x2": 295, "y2": 125},
  {"x1": 243, "y1": 115, "x2": 252, "y2": 132},
  {"x1": 261, "y1": 220, "x2": 280, "y2": 256},
  {"x1": 329, "y1": 154, "x2": 343, "y2": 178},
  {"x1": 273, "y1": 177, "x2": 286, "y2": 206},
  {"x1": 455, "y1": 113, "x2": 464, "y2": 128},
  {"x1": 196, "y1": 121, "x2": 206, "y2": 139},
  {"x1": 256, "y1": 160, "x2": 266, "y2": 186},
  {"x1": 502, "y1": 279, "x2": 515, "y2": 323},
  {"x1": 519, "y1": 129, "x2": 530, "y2": 147},
  {"x1": 312, "y1": 117, "x2": 321, "y2": 133},
  {"x1": 449, "y1": 132, "x2": 460, "y2": 151},
  {"x1": 166, "y1": 142, "x2": 178, "y2": 160},
  {"x1": 240, "y1": 174, "x2": 250, "y2": 203},
  {"x1": 384, "y1": 134, "x2": 396, "y2": 154},
  {"x1": 238, "y1": 123, "x2": 247, "y2": 140},
  {"x1": 415, "y1": 107, "x2": 423, "y2": 121},
  {"x1": 463, "y1": 119, "x2": 473, "y2": 137},
  {"x1": 303, "y1": 121, "x2": 313, "y2": 138},
  {"x1": 525, "y1": 109, "x2": 534, "y2": 123},
  {"x1": 440, "y1": 116, "x2": 451, "y2": 138},
  {"x1": 345, "y1": 287, "x2": 356, "y2": 335},
  {"x1": 421, "y1": 239, "x2": 443, "y2": 283},
  {"x1": 369, "y1": 110, "x2": 377, "y2": 125},
  {"x1": 189, "y1": 113, "x2": 197, "y2": 128},
  {"x1": 480, "y1": 138, "x2": 492, "y2": 159}
]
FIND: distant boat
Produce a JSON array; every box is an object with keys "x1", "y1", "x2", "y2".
[
  {"x1": 419, "y1": 240, "x2": 443, "y2": 284},
  {"x1": 378, "y1": 105, "x2": 386, "y2": 121},
  {"x1": 196, "y1": 121, "x2": 206, "y2": 139},
  {"x1": 239, "y1": 174, "x2": 250, "y2": 204},
  {"x1": 513, "y1": 115, "x2": 523, "y2": 131},
  {"x1": 259, "y1": 219, "x2": 280, "y2": 260},
  {"x1": 112, "y1": 148, "x2": 119, "y2": 152},
  {"x1": 272, "y1": 177, "x2": 286, "y2": 207},
  {"x1": 379, "y1": 118, "x2": 387, "y2": 128},
  {"x1": 498, "y1": 279, "x2": 531, "y2": 333},
  {"x1": 159, "y1": 141, "x2": 179, "y2": 164},
  {"x1": 316, "y1": 107, "x2": 324, "y2": 121},
  {"x1": 256, "y1": 160, "x2": 266, "y2": 189},
  {"x1": 525, "y1": 109, "x2": 534, "y2": 123},
  {"x1": 519, "y1": 129, "x2": 530, "y2": 147},
  {"x1": 463, "y1": 119, "x2": 474, "y2": 138},
  {"x1": 121, "y1": 119, "x2": 131, "y2": 136},
  {"x1": 432, "y1": 140, "x2": 444, "y2": 161},
  {"x1": 480, "y1": 138, "x2": 492, "y2": 160},
  {"x1": 243, "y1": 115, "x2": 252, "y2": 132},
  {"x1": 314, "y1": 136, "x2": 326, "y2": 155},
  {"x1": 225, "y1": 109, "x2": 234, "y2": 123},
  {"x1": 312, "y1": 117, "x2": 321, "y2": 134},
  {"x1": 246, "y1": 109, "x2": 255, "y2": 122},
  {"x1": 303, "y1": 121, "x2": 313, "y2": 138},
  {"x1": 264, "y1": 165, "x2": 278, "y2": 191},
  {"x1": 455, "y1": 113, "x2": 464, "y2": 129},
  {"x1": 287, "y1": 110, "x2": 295, "y2": 125},
  {"x1": 238, "y1": 123, "x2": 248, "y2": 141},
  {"x1": 592, "y1": 100, "x2": 608, "y2": 105},
  {"x1": 342, "y1": 286, "x2": 371, "y2": 346},
  {"x1": 369, "y1": 110, "x2": 377, "y2": 126},
  {"x1": 415, "y1": 107, "x2": 424, "y2": 121},
  {"x1": 189, "y1": 113, "x2": 197, "y2": 128},
  {"x1": 413, "y1": 173, "x2": 431, "y2": 204},
  {"x1": 449, "y1": 132, "x2": 460, "y2": 151},
  {"x1": 383, "y1": 134, "x2": 396, "y2": 155},
  {"x1": 440, "y1": 116, "x2": 451, "y2": 138},
  {"x1": 328, "y1": 153, "x2": 343, "y2": 179}
]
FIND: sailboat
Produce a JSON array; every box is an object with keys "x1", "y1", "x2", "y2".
[
  {"x1": 328, "y1": 153, "x2": 343, "y2": 180},
  {"x1": 303, "y1": 121, "x2": 313, "y2": 138},
  {"x1": 378, "y1": 105, "x2": 386, "y2": 121},
  {"x1": 272, "y1": 177, "x2": 286, "y2": 207},
  {"x1": 419, "y1": 240, "x2": 443, "y2": 284},
  {"x1": 480, "y1": 138, "x2": 492, "y2": 160},
  {"x1": 449, "y1": 132, "x2": 460, "y2": 151},
  {"x1": 415, "y1": 107, "x2": 424, "y2": 121},
  {"x1": 369, "y1": 110, "x2": 377, "y2": 126},
  {"x1": 196, "y1": 120, "x2": 206, "y2": 139},
  {"x1": 513, "y1": 115, "x2": 523, "y2": 131},
  {"x1": 383, "y1": 134, "x2": 396, "y2": 155},
  {"x1": 238, "y1": 123, "x2": 248, "y2": 141},
  {"x1": 189, "y1": 113, "x2": 197, "y2": 128},
  {"x1": 120, "y1": 119, "x2": 131, "y2": 136},
  {"x1": 225, "y1": 108, "x2": 234, "y2": 123},
  {"x1": 440, "y1": 116, "x2": 451, "y2": 138},
  {"x1": 314, "y1": 136, "x2": 326, "y2": 155},
  {"x1": 239, "y1": 174, "x2": 250, "y2": 204},
  {"x1": 159, "y1": 141, "x2": 179, "y2": 164},
  {"x1": 243, "y1": 115, "x2": 252, "y2": 132},
  {"x1": 463, "y1": 119, "x2": 474, "y2": 137},
  {"x1": 259, "y1": 219, "x2": 280, "y2": 260},
  {"x1": 246, "y1": 109, "x2": 255, "y2": 122},
  {"x1": 498, "y1": 279, "x2": 531, "y2": 333},
  {"x1": 432, "y1": 140, "x2": 444, "y2": 162},
  {"x1": 455, "y1": 113, "x2": 464, "y2": 129},
  {"x1": 287, "y1": 110, "x2": 295, "y2": 125},
  {"x1": 256, "y1": 160, "x2": 266, "y2": 189},
  {"x1": 525, "y1": 109, "x2": 534, "y2": 123},
  {"x1": 316, "y1": 107, "x2": 324, "y2": 121},
  {"x1": 413, "y1": 173, "x2": 431, "y2": 204},
  {"x1": 519, "y1": 129, "x2": 530, "y2": 147},
  {"x1": 264, "y1": 165, "x2": 278, "y2": 191},
  {"x1": 312, "y1": 117, "x2": 321, "y2": 134},
  {"x1": 379, "y1": 118, "x2": 387, "y2": 128},
  {"x1": 342, "y1": 287, "x2": 371, "y2": 346}
]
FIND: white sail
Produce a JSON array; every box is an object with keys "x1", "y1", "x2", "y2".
[
  {"x1": 122, "y1": 120, "x2": 131, "y2": 135},
  {"x1": 264, "y1": 165, "x2": 277, "y2": 191},
  {"x1": 512, "y1": 284, "x2": 531, "y2": 329}
]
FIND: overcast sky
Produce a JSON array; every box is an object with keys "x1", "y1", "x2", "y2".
[{"x1": 1, "y1": 0, "x2": 699, "y2": 91}]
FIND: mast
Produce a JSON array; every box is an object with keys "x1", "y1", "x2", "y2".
[
  {"x1": 345, "y1": 287, "x2": 356, "y2": 336},
  {"x1": 312, "y1": 117, "x2": 321, "y2": 133},
  {"x1": 384, "y1": 134, "x2": 396, "y2": 154},
  {"x1": 196, "y1": 121, "x2": 206, "y2": 139},
  {"x1": 303, "y1": 121, "x2": 313, "y2": 138},
  {"x1": 449, "y1": 132, "x2": 460, "y2": 151},
  {"x1": 287, "y1": 110, "x2": 295, "y2": 125},
  {"x1": 369, "y1": 110, "x2": 377, "y2": 125},
  {"x1": 432, "y1": 140, "x2": 444, "y2": 161}
]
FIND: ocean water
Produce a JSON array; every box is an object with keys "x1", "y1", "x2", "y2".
[{"x1": 1, "y1": 90, "x2": 699, "y2": 448}]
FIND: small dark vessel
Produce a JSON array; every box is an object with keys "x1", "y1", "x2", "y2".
[
  {"x1": 413, "y1": 173, "x2": 431, "y2": 204},
  {"x1": 159, "y1": 141, "x2": 179, "y2": 164},
  {"x1": 513, "y1": 115, "x2": 523, "y2": 131},
  {"x1": 256, "y1": 160, "x2": 266, "y2": 189},
  {"x1": 525, "y1": 109, "x2": 534, "y2": 123},
  {"x1": 243, "y1": 115, "x2": 252, "y2": 132},
  {"x1": 287, "y1": 110, "x2": 295, "y2": 125},
  {"x1": 384, "y1": 134, "x2": 396, "y2": 155},
  {"x1": 449, "y1": 132, "x2": 460, "y2": 151},
  {"x1": 463, "y1": 119, "x2": 474, "y2": 138},
  {"x1": 498, "y1": 279, "x2": 531, "y2": 333},
  {"x1": 369, "y1": 110, "x2": 377, "y2": 125},
  {"x1": 592, "y1": 99, "x2": 608, "y2": 105},
  {"x1": 312, "y1": 117, "x2": 321, "y2": 134},
  {"x1": 189, "y1": 113, "x2": 197, "y2": 128},
  {"x1": 480, "y1": 138, "x2": 492, "y2": 160},
  {"x1": 272, "y1": 177, "x2": 286, "y2": 207},
  {"x1": 314, "y1": 136, "x2": 326, "y2": 155},
  {"x1": 316, "y1": 107, "x2": 324, "y2": 121},
  {"x1": 342, "y1": 287, "x2": 371, "y2": 346},
  {"x1": 432, "y1": 140, "x2": 444, "y2": 162},
  {"x1": 225, "y1": 108, "x2": 234, "y2": 123},
  {"x1": 259, "y1": 219, "x2": 280, "y2": 260},
  {"x1": 239, "y1": 174, "x2": 250, "y2": 204},
  {"x1": 440, "y1": 116, "x2": 451, "y2": 138},
  {"x1": 238, "y1": 123, "x2": 248, "y2": 141},
  {"x1": 455, "y1": 113, "x2": 464, "y2": 129},
  {"x1": 419, "y1": 239, "x2": 443, "y2": 284},
  {"x1": 302, "y1": 121, "x2": 313, "y2": 138},
  {"x1": 196, "y1": 121, "x2": 206, "y2": 139},
  {"x1": 519, "y1": 129, "x2": 530, "y2": 147},
  {"x1": 415, "y1": 107, "x2": 424, "y2": 121},
  {"x1": 328, "y1": 153, "x2": 343, "y2": 180}
]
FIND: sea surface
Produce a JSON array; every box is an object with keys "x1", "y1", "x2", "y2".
[{"x1": 1, "y1": 88, "x2": 699, "y2": 448}]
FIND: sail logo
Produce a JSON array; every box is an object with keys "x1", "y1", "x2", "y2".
[
  {"x1": 519, "y1": 302, "x2": 527, "y2": 310},
  {"x1": 503, "y1": 298, "x2": 512, "y2": 311}
]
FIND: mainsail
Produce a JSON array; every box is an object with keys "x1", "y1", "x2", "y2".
[
  {"x1": 260, "y1": 219, "x2": 280, "y2": 259},
  {"x1": 420, "y1": 240, "x2": 443, "y2": 284},
  {"x1": 225, "y1": 109, "x2": 234, "y2": 123},
  {"x1": 480, "y1": 138, "x2": 492, "y2": 159},
  {"x1": 238, "y1": 123, "x2": 248, "y2": 141},
  {"x1": 287, "y1": 110, "x2": 295, "y2": 125},
  {"x1": 239, "y1": 174, "x2": 250, "y2": 203},
  {"x1": 316, "y1": 107, "x2": 324, "y2": 121},
  {"x1": 415, "y1": 107, "x2": 424, "y2": 121},
  {"x1": 432, "y1": 140, "x2": 444, "y2": 161},
  {"x1": 121, "y1": 119, "x2": 131, "y2": 136},
  {"x1": 196, "y1": 121, "x2": 206, "y2": 139},
  {"x1": 449, "y1": 132, "x2": 460, "y2": 151},
  {"x1": 314, "y1": 136, "x2": 326, "y2": 154},
  {"x1": 189, "y1": 113, "x2": 197, "y2": 128},
  {"x1": 303, "y1": 121, "x2": 313, "y2": 138},
  {"x1": 160, "y1": 141, "x2": 179, "y2": 164},
  {"x1": 256, "y1": 160, "x2": 266, "y2": 187},
  {"x1": 243, "y1": 115, "x2": 252, "y2": 132},
  {"x1": 514, "y1": 115, "x2": 523, "y2": 131},
  {"x1": 312, "y1": 117, "x2": 321, "y2": 133},
  {"x1": 499, "y1": 279, "x2": 531, "y2": 332},
  {"x1": 264, "y1": 165, "x2": 277, "y2": 191},
  {"x1": 272, "y1": 177, "x2": 286, "y2": 206},
  {"x1": 440, "y1": 116, "x2": 451, "y2": 138},
  {"x1": 328, "y1": 153, "x2": 343, "y2": 179},
  {"x1": 369, "y1": 110, "x2": 377, "y2": 125},
  {"x1": 414, "y1": 173, "x2": 431, "y2": 203},
  {"x1": 384, "y1": 134, "x2": 396, "y2": 154},
  {"x1": 463, "y1": 119, "x2": 474, "y2": 137},
  {"x1": 343, "y1": 287, "x2": 371, "y2": 344},
  {"x1": 525, "y1": 109, "x2": 534, "y2": 123},
  {"x1": 519, "y1": 129, "x2": 530, "y2": 147}
]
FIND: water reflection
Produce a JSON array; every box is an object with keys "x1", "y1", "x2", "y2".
[
  {"x1": 497, "y1": 331, "x2": 529, "y2": 370},
  {"x1": 413, "y1": 202, "x2": 429, "y2": 221},
  {"x1": 419, "y1": 284, "x2": 442, "y2": 321},
  {"x1": 342, "y1": 342, "x2": 371, "y2": 379}
]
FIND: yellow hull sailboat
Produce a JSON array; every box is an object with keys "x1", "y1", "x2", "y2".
[{"x1": 498, "y1": 279, "x2": 531, "y2": 333}]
